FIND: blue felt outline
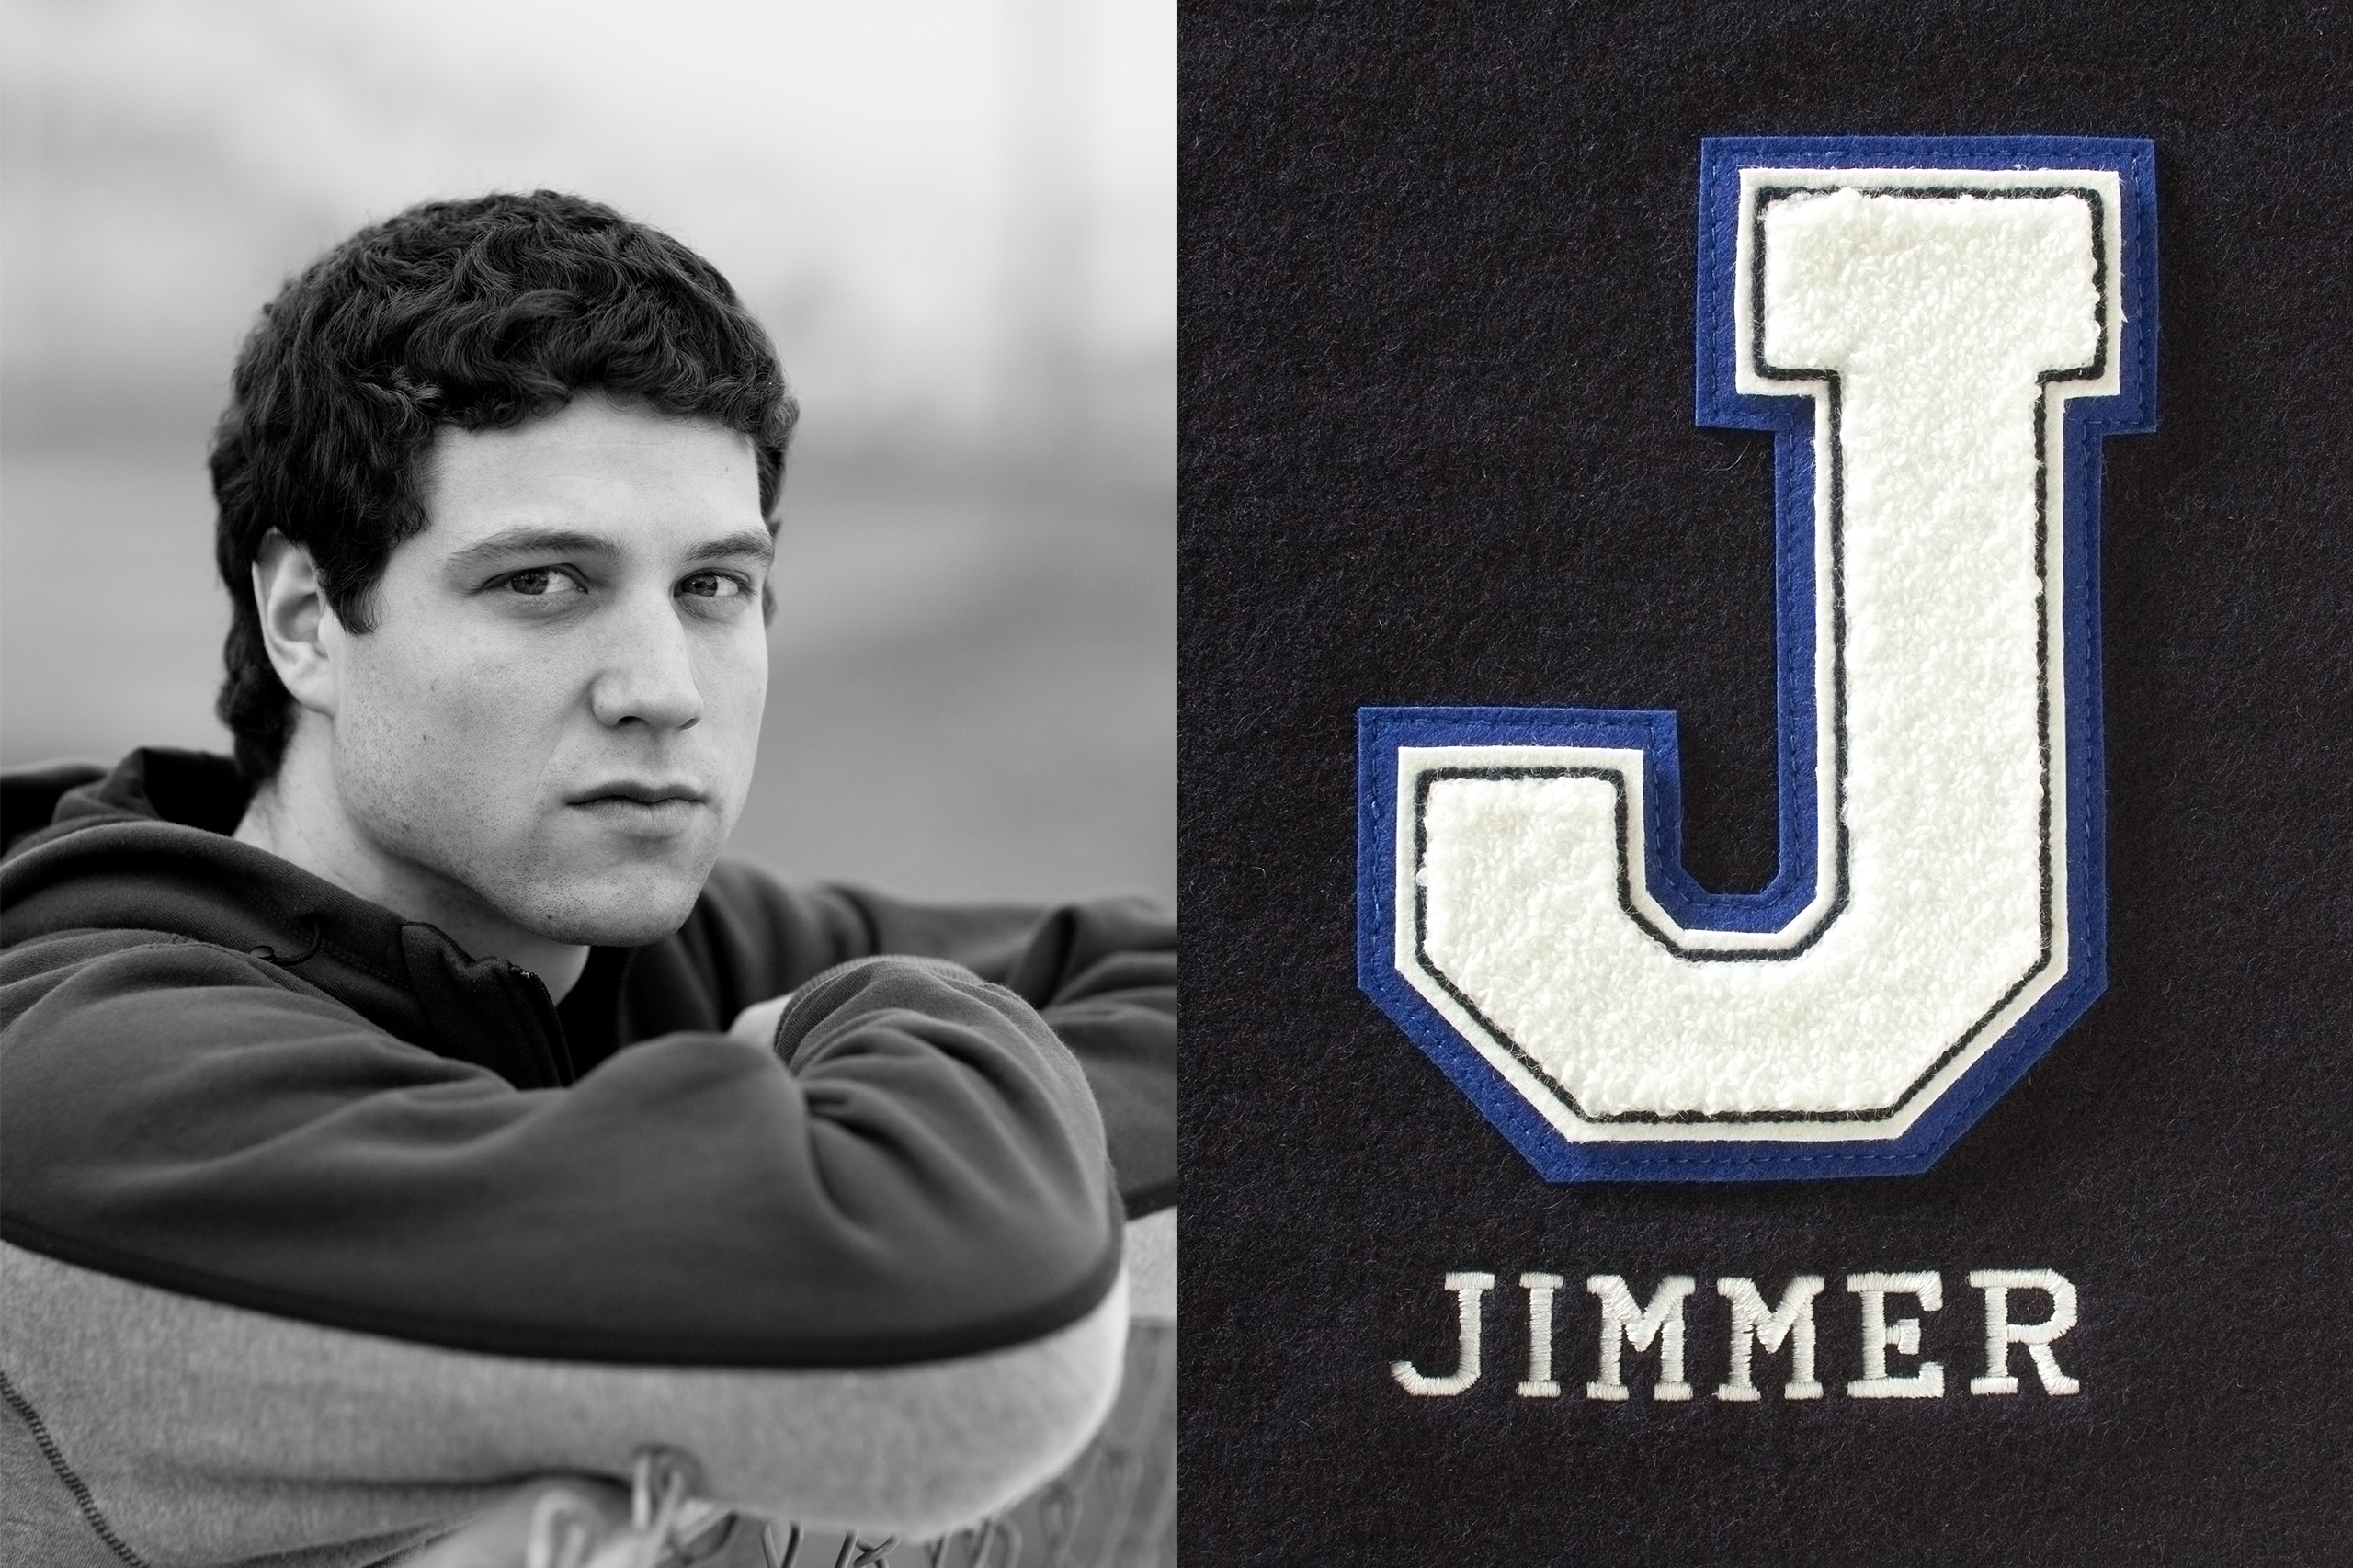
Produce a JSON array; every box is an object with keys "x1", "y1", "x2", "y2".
[{"x1": 1355, "y1": 135, "x2": 2157, "y2": 1182}]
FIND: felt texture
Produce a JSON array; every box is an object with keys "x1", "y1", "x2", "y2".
[{"x1": 1178, "y1": 3, "x2": 2351, "y2": 1562}]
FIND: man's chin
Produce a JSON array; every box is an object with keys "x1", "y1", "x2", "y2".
[{"x1": 508, "y1": 869, "x2": 710, "y2": 949}]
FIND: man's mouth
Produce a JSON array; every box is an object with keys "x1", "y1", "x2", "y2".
[
  {"x1": 570, "y1": 782, "x2": 707, "y2": 806},
  {"x1": 567, "y1": 783, "x2": 710, "y2": 835}
]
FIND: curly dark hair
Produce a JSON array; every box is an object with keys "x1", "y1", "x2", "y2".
[{"x1": 210, "y1": 190, "x2": 798, "y2": 781}]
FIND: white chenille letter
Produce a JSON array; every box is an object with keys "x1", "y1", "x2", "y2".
[
  {"x1": 1399, "y1": 176, "x2": 2121, "y2": 1146},
  {"x1": 1518, "y1": 1272, "x2": 1565, "y2": 1397},
  {"x1": 1847, "y1": 1272, "x2": 1945, "y2": 1398},
  {"x1": 1715, "y1": 1276, "x2": 1826, "y2": 1402},
  {"x1": 1586, "y1": 1275, "x2": 1698, "y2": 1402},
  {"x1": 1392, "y1": 1272, "x2": 1495, "y2": 1396},
  {"x1": 1969, "y1": 1269, "x2": 2081, "y2": 1395}
]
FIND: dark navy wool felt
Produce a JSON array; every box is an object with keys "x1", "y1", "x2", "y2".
[{"x1": 1180, "y1": 6, "x2": 2352, "y2": 1562}]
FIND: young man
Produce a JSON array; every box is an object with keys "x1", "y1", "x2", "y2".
[{"x1": 0, "y1": 192, "x2": 1174, "y2": 1566}]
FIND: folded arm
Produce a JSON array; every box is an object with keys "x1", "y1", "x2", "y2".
[
  {"x1": 0, "y1": 937, "x2": 1123, "y2": 1560},
  {"x1": 685, "y1": 866, "x2": 1177, "y2": 1217}
]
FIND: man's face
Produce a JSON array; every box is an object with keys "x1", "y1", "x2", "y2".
[{"x1": 325, "y1": 393, "x2": 771, "y2": 948}]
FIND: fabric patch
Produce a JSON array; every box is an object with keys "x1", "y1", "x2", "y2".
[{"x1": 1357, "y1": 137, "x2": 2158, "y2": 1181}]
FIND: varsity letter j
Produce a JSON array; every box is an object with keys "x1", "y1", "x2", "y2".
[{"x1": 1357, "y1": 138, "x2": 2157, "y2": 1181}]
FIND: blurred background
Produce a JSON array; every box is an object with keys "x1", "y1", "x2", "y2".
[{"x1": 0, "y1": 0, "x2": 1173, "y2": 906}]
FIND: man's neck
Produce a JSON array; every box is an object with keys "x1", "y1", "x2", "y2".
[{"x1": 233, "y1": 748, "x2": 589, "y2": 1003}]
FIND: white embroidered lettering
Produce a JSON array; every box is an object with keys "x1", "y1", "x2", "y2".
[
  {"x1": 1969, "y1": 1268, "x2": 2081, "y2": 1395},
  {"x1": 1396, "y1": 1265, "x2": 2080, "y2": 1406},
  {"x1": 1392, "y1": 1271, "x2": 1495, "y2": 1396},
  {"x1": 1518, "y1": 1272, "x2": 1565, "y2": 1397},
  {"x1": 1847, "y1": 1271, "x2": 1944, "y2": 1398},
  {"x1": 1715, "y1": 1276, "x2": 1826, "y2": 1402},
  {"x1": 1586, "y1": 1275, "x2": 1697, "y2": 1402}
]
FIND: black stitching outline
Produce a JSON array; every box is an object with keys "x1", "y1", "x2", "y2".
[
  {"x1": 1405, "y1": 178, "x2": 2110, "y2": 1127},
  {"x1": 0, "y1": 1367, "x2": 152, "y2": 1567}
]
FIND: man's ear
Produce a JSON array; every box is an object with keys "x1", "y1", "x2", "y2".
[{"x1": 250, "y1": 532, "x2": 342, "y2": 717}]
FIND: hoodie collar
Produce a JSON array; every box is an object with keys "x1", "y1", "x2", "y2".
[{"x1": 1, "y1": 748, "x2": 583, "y2": 1087}]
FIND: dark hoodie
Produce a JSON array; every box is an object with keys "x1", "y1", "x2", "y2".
[{"x1": 0, "y1": 749, "x2": 1174, "y2": 1563}]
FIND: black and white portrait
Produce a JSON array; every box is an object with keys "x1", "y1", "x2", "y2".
[{"x1": 0, "y1": 4, "x2": 1173, "y2": 1564}]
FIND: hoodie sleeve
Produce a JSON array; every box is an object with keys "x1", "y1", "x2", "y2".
[
  {"x1": 0, "y1": 932, "x2": 1123, "y2": 1562},
  {"x1": 674, "y1": 862, "x2": 1177, "y2": 1216}
]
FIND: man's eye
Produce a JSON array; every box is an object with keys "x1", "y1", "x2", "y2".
[
  {"x1": 678, "y1": 571, "x2": 749, "y2": 600},
  {"x1": 503, "y1": 568, "x2": 583, "y2": 597}
]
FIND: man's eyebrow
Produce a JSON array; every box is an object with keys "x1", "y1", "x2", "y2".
[
  {"x1": 440, "y1": 526, "x2": 777, "y2": 575},
  {"x1": 684, "y1": 529, "x2": 779, "y2": 568},
  {"x1": 443, "y1": 528, "x2": 620, "y2": 575}
]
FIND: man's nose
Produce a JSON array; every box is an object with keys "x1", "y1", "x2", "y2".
[{"x1": 587, "y1": 591, "x2": 705, "y2": 732}]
